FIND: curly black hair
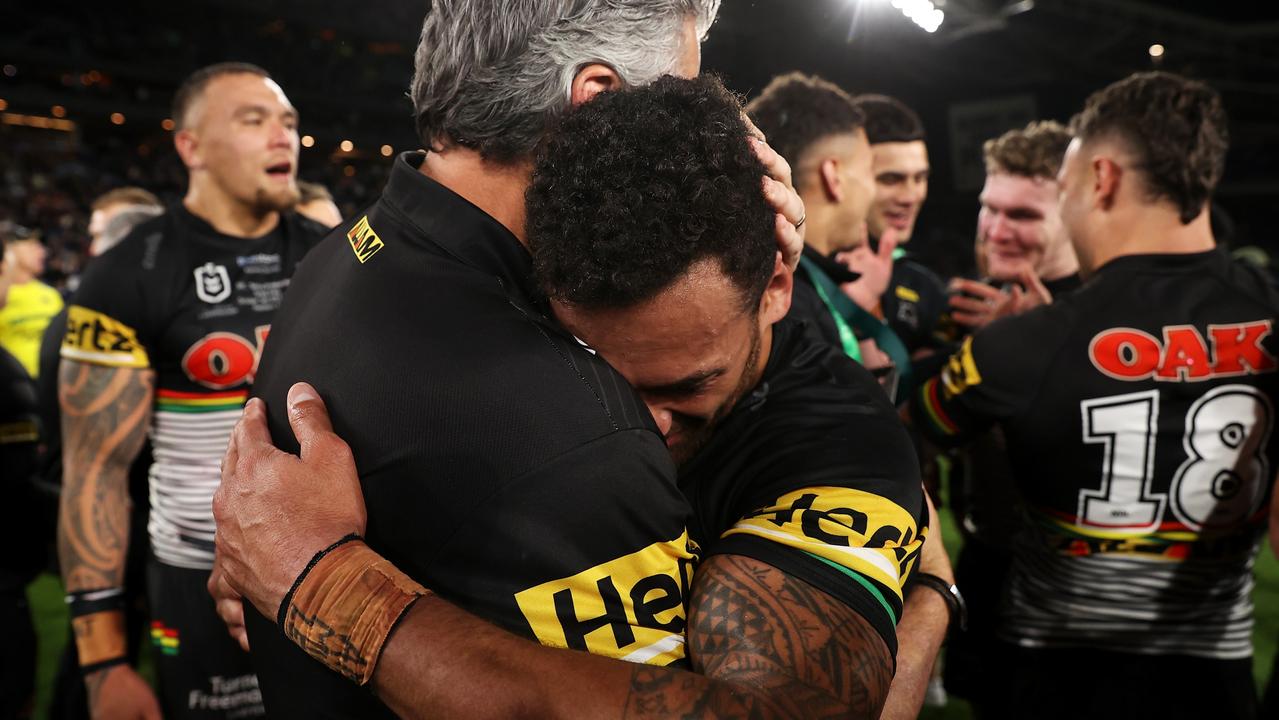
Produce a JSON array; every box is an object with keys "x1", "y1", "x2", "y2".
[
  {"x1": 528, "y1": 74, "x2": 775, "y2": 311},
  {"x1": 852, "y1": 94, "x2": 925, "y2": 145},
  {"x1": 744, "y1": 73, "x2": 864, "y2": 189},
  {"x1": 1072, "y1": 71, "x2": 1228, "y2": 225}
]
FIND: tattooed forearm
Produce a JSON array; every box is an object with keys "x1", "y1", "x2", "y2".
[
  {"x1": 57, "y1": 359, "x2": 153, "y2": 592},
  {"x1": 623, "y1": 554, "x2": 893, "y2": 720}
]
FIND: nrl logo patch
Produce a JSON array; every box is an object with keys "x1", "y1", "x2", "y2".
[{"x1": 194, "y1": 262, "x2": 233, "y2": 304}]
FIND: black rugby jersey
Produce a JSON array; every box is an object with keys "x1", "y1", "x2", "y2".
[
  {"x1": 60, "y1": 205, "x2": 326, "y2": 570},
  {"x1": 881, "y1": 256, "x2": 949, "y2": 357},
  {"x1": 679, "y1": 317, "x2": 927, "y2": 657},
  {"x1": 915, "y1": 249, "x2": 1279, "y2": 659},
  {"x1": 244, "y1": 154, "x2": 696, "y2": 719}
]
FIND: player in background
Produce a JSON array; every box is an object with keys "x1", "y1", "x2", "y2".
[
  {"x1": 914, "y1": 71, "x2": 1273, "y2": 720},
  {"x1": 0, "y1": 223, "x2": 62, "y2": 378},
  {"x1": 42, "y1": 188, "x2": 163, "y2": 720},
  {"x1": 57, "y1": 62, "x2": 326, "y2": 720}
]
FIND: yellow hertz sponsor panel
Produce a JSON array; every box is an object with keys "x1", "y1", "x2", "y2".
[
  {"x1": 725, "y1": 487, "x2": 921, "y2": 600},
  {"x1": 347, "y1": 216, "x2": 385, "y2": 264},
  {"x1": 514, "y1": 530, "x2": 698, "y2": 666},
  {"x1": 895, "y1": 285, "x2": 921, "y2": 303},
  {"x1": 61, "y1": 305, "x2": 150, "y2": 368},
  {"x1": 941, "y1": 335, "x2": 982, "y2": 398}
]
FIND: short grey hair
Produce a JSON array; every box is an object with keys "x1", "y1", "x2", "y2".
[{"x1": 411, "y1": 0, "x2": 719, "y2": 164}]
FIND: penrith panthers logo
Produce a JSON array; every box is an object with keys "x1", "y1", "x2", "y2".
[{"x1": 194, "y1": 262, "x2": 232, "y2": 304}]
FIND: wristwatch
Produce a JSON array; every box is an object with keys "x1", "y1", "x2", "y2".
[{"x1": 908, "y1": 573, "x2": 967, "y2": 632}]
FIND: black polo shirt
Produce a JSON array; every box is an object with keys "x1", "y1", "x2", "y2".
[{"x1": 244, "y1": 153, "x2": 697, "y2": 718}]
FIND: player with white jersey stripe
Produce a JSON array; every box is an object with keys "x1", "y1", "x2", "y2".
[
  {"x1": 913, "y1": 72, "x2": 1274, "y2": 719},
  {"x1": 56, "y1": 62, "x2": 326, "y2": 720}
]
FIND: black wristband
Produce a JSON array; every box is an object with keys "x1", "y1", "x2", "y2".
[
  {"x1": 80, "y1": 656, "x2": 129, "y2": 676},
  {"x1": 277, "y1": 532, "x2": 363, "y2": 628},
  {"x1": 907, "y1": 572, "x2": 967, "y2": 632},
  {"x1": 66, "y1": 588, "x2": 126, "y2": 619}
]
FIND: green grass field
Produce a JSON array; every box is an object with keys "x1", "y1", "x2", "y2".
[{"x1": 26, "y1": 511, "x2": 1279, "y2": 719}]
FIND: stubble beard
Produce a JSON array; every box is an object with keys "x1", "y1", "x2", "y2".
[{"x1": 670, "y1": 320, "x2": 764, "y2": 468}]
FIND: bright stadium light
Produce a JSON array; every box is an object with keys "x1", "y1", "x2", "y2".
[
  {"x1": 890, "y1": 0, "x2": 945, "y2": 33},
  {"x1": 1149, "y1": 43, "x2": 1165, "y2": 59}
]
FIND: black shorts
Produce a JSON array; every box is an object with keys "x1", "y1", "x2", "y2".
[
  {"x1": 147, "y1": 559, "x2": 264, "y2": 719},
  {"x1": 992, "y1": 643, "x2": 1257, "y2": 720}
]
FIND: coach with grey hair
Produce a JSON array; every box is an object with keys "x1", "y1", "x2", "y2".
[{"x1": 200, "y1": 1, "x2": 886, "y2": 719}]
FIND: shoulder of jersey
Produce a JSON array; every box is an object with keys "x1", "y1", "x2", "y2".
[
  {"x1": 89, "y1": 211, "x2": 173, "y2": 271},
  {"x1": 288, "y1": 212, "x2": 335, "y2": 245},
  {"x1": 1223, "y1": 256, "x2": 1279, "y2": 311},
  {"x1": 775, "y1": 319, "x2": 892, "y2": 409}
]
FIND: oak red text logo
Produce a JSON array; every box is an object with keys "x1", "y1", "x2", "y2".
[{"x1": 1089, "y1": 321, "x2": 1277, "y2": 382}]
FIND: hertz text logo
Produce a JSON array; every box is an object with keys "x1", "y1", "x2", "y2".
[
  {"x1": 1089, "y1": 321, "x2": 1277, "y2": 382},
  {"x1": 61, "y1": 305, "x2": 150, "y2": 368},
  {"x1": 347, "y1": 216, "x2": 384, "y2": 263},
  {"x1": 514, "y1": 531, "x2": 697, "y2": 667},
  {"x1": 728, "y1": 487, "x2": 922, "y2": 603}
]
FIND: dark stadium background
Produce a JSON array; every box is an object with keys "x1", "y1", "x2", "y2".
[{"x1": 4, "y1": 1, "x2": 1279, "y2": 717}]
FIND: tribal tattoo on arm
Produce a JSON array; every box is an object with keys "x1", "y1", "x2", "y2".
[
  {"x1": 57, "y1": 359, "x2": 154, "y2": 592},
  {"x1": 624, "y1": 553, "x2": 893, "y2": 720}
]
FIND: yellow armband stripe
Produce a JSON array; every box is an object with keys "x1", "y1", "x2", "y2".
[
  {"x1": 724, "y1": 487, "x2": 921, "y2": 602},
  {"x1": 61, "y1": 305, "x2": 150, "y2": 368}
]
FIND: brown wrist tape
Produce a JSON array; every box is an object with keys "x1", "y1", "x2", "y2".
[
  {"x1": 281, "y1": 540, "x2": 428, "y2": 686},
  {"x1": 72, "y1": 609, "x2": 128, "y2": 669}
]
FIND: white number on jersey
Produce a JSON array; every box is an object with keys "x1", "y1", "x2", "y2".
[{"x1": 1078, "y1": 384, "x2": 1272, "y2": 533}]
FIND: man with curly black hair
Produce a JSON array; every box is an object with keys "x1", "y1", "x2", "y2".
[
  {"x1": 528, "y1": 76, "x2": 780, "y2": 465},
  {"x1": 913, "y1": 71, "x2": 1277, "y2": 719}
]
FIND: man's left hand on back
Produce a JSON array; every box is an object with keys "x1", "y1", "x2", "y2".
[{"x1": 211, "y1": 382, "x2": 366, "y2": 622}]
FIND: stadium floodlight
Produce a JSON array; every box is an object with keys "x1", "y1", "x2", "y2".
[{"x1": 890, "y1": 0, "x2": 945, "y2": 33}]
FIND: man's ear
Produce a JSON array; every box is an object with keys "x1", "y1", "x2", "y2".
[
  {"x1": 174, "y1": 129, "x2": 202, "y2": 171},
  {"x1": 570, "y1": 63, "x2": 623, "y2": 106},
  {"x1": 1093, "y1": 156, "x2": 1122, "y2": 213},
  {"x1": 758, "y1": 251, "x2": 794, "y2": 325},
  {"x1": 819, "y1": 157, "x2": 843, "y2": 203}
]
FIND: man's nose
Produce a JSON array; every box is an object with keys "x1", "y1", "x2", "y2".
[
  {"x1": 268, "y1": 120, "x2": 294, "y2": 149},
  {"x1": 988, "y1": 214, "x2": 1014, "y2": 242}
]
